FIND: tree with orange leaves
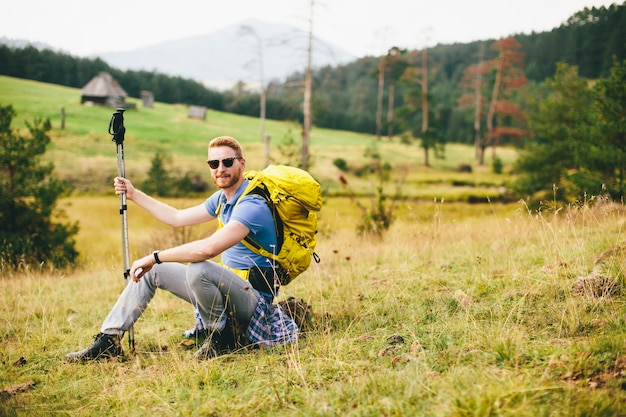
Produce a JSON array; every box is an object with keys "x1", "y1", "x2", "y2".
[
  {"x1": 459, "y1": 37, "x2": 529, "y2": 165},
  {"x1": 485, "y1": 37, "x2": 528, "y2": 163}
]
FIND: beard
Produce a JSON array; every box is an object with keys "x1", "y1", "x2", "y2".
[{"x1": 212, "y1": 170, "x2": 241, "y2": 189}]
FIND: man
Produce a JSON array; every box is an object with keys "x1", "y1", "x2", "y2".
[{"x1": 66, "y1": 136, "x2": 297, "y2": 362}]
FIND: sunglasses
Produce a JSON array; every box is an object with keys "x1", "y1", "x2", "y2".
[{"x1": 206, "y1": 157, "x2": 242, "y2": 169}]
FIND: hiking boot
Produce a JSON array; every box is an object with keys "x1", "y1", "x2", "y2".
[
  {"x1": 192, "y1": 325, "x2": 237, "y2": 361},
  {"x1": 65, "y1": 333, "x2": 123, "y2": 363},
  {"x1": 192, "y1": 334, "x2": 221, "y2": 361}
]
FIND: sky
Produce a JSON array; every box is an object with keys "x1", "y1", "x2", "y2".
[{"x1": 0, "y1": 0, "x2": 618, "y2": 58}]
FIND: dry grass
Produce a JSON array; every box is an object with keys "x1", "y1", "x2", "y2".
[{"x1": 1, "y1": 196, "x2": 626, "y2": 416}]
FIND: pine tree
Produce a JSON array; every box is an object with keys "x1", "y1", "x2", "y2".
[{"x1": 0, "y1": 104, "x2": 78, "y2": 269}]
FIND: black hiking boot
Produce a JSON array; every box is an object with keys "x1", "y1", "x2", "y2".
[
  {"x1": 192, "y1": 320, "x2": 238, "y2": 361},
  {"x1": 192, "y1": 333, "x2": 221, "y2": 361},
  {"x1": 65, "y1": 333, "x2": 123, "y2": 362}
]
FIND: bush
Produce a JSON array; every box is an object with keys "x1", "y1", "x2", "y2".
[
  {"x1": 456, "y1": 163, "x2": 473, "y2": 173},
  {"x1": 340, "y1": 142, "x2": 404, "y2": 237},
  {"x1": 0, "y1": 104, "x2": 78, "y2": 269},
  {"x1": 141, "y1": 150, "x2": 173, "y2": 196},
  {"x1": 492, "y1": 156, "x2": 503, "y2": 174},
  {"x1": 333, "y1": 158, "x2": 348, "y2": 172},
  {"x1": 141, "y1": 152, "x2": 210, "y2": 197}
]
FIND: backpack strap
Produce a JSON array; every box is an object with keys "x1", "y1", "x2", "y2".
[
  {"x1": 240, "y1": 185, "x2": 284, "y2": 260},
  {"x1": 216, "y1": 185, "x2": 283, "y2": 263}
]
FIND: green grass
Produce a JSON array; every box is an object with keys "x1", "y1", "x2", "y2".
[
  {"x1": 2, "y1": 75, "x2": 625, "y2": 415},
  {"x1": 1, "y1": 75, "x2": 516, "y2": 200}
]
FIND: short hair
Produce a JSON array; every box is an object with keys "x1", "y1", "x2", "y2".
[{"x1": 208, "y1": 136, "x2": 243, "y2": 158}]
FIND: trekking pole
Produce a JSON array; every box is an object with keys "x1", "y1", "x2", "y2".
[{"x1": 108, "y1": 108, "x2": 135, "y2": 353}]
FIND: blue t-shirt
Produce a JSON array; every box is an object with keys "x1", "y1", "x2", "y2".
[{"x1": 204, "y1": 179, "x2": 278, "y2": 270}]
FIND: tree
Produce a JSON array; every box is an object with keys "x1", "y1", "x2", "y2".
[
  {"x1": 301, "y1": 0, "x2": 315, "y2": 171},
  {"x1": 397, "y1": 50, "x2": 444, "y2": 167},
  {"x1": 514, "y1": 61, "x2": 626, "y2": 203},
  {"x1": 385, "y1": 47, "x2": 408, "y2": 140},
  {"x1": 483, "y1": 37, "x2": 528, "y2": 165},
  {"x1": 239, "y1": 25, "x2": 271, "y2": 167},
  {"x1": 141, "y1": 151, "x2": 173, "y2": 197},
  {"x1": 458, "y1": 45, "x2": 490, "y2": 160},
  {"x1": 375, "y1": 56, "x2": 385, "y2": 141},
  {"x1": 0, "y1": 104, "x2": 78, "y2": 269},
  {"x1": 420, "y1": 45, "x2": 429, "y2": 148},
  {"x1": 513, "y1": 64, "x2": 595, "y2": 201},
  {"x1": 585, "y1": 58, "x2": 626, "y2": 197}
]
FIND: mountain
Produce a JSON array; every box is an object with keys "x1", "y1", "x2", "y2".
[
  {"x1": 0, "y1": 37, "x2": 59, "y2": 52},
  {"x1": 97, "y1": 19, "x2": 357, "y2": 91}
]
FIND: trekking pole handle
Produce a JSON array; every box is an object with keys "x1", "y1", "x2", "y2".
[{"x1": 109, "y1": 108, "x2": 126, "y2": 145}]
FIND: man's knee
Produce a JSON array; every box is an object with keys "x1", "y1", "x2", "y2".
[
  {"x1": 147, "y1": 262, "x2": 187, "y2": 291},
  {"x1": 186, "y1": 261, "x2": 208, "y2": 291}
]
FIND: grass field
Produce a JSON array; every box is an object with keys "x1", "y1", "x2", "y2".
[
  {"x1": 1, "y1": 76, "x2": 625, "y2": 416},
  {"x1": 0, "y1": 75, "x2": 516, "y2": 200},
  {"x1": 2, "y1": 196, "x2": 626, "y2": 416}
]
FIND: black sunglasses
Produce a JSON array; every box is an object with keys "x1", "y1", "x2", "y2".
[{"x1": 206, "y1": 157, "x2": 242, "y2": 169}]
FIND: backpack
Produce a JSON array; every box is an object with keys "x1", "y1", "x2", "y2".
[{"x1": 226, "y1": 164, "x2": 322, "y2": 285}]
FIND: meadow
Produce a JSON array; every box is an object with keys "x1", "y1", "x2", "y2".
[
  {"x1": 1, "y1": 76, "x2": 625, "y2": 416},
  {"x1": 0, "y1": 75, "x2": 515, "y2": 199}
]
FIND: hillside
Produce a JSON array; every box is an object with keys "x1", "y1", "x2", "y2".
[
  {"x1": 0, "y1": 75, "x2": 516, "y2": 200},
  {"x1": 1, "y1": 4, "x2": 623, "y2": 139}
]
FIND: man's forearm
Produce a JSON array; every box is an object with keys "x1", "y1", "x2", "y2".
[{"x1": 130, "y1": 189, "x2": 179, "y2": 226}]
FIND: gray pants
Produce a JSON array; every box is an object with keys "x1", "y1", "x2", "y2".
[{"x1": 101, "y1": 260, "x2": 261, "y2": 336}]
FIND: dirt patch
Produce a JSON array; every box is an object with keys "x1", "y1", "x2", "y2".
[
  {"x1": 0, "y1": 381, "x2": 36, "y2": 401},
  {"x1": 563, "y1": 355, "x2": 626, "y2": 389}
]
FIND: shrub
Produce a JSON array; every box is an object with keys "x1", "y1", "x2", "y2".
[
  {"x1": 492, "y1": 156, "x2": 503, "y2": 174},
  {"x1": 333, "y1": 158, "x2": 348, "y2": 172},
  {"x1": 0, "y1": 104, "x2": 78, "y2": 269}
]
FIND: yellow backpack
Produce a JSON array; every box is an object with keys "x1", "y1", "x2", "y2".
[{"x1": 229, "y1": 165, "x2": 322, "y2": 285}]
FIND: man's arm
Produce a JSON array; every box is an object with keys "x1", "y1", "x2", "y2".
[
  {"x1": 115, "y1": 176, "x2": 213, "y2": 227},
  {"x1": 130, "y1": 220, "x2": 250, "y2": 281}
]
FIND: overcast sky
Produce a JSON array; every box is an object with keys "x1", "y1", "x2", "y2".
[{"x1": 0, "y1": 0, "x2": 618, "y2": 58}]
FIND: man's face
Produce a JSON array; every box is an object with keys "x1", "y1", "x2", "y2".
[{"x1": 207, "y1": 146, "x2": 245, "y2": 190}]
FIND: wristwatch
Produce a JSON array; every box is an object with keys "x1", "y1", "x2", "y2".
[{"x1": 152, "y1": 250, "x2": 162, "y2": 264}]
